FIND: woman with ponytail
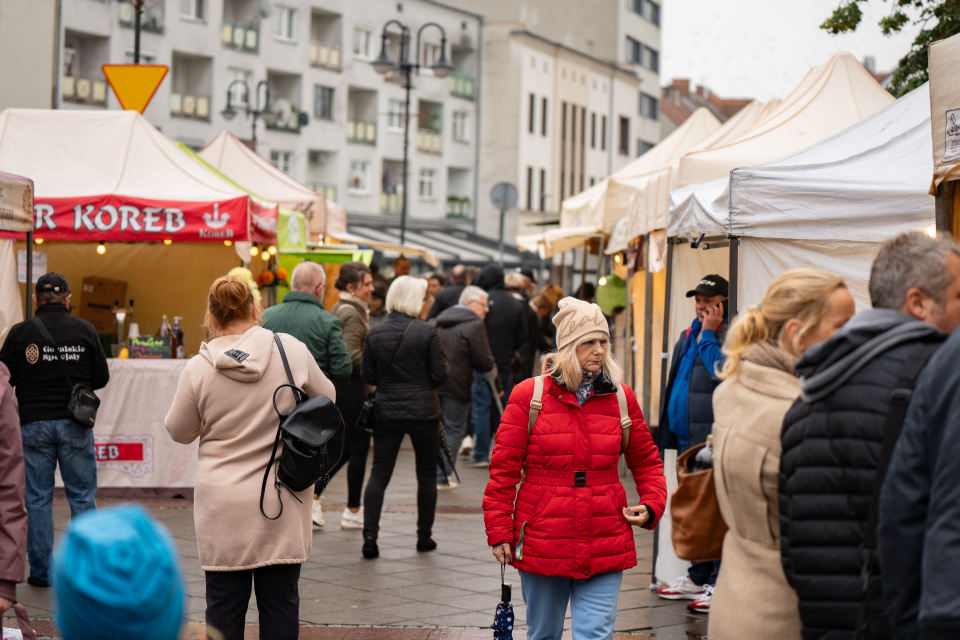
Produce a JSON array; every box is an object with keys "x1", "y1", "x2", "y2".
[
  {"x1": 165, "y1": 275, "x2": 335, "y2": 640},
  {"x1": 708, "y1": 269, "x2": 855, "y2": 640}
]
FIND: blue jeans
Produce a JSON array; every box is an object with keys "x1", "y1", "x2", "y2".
[
  {"x1": 437, "y1": 394, "x2": 469, "y2": 483},
  {"x1": 20, "y1": 419, "x2": 97, "y2": 582},
  {"x1": 520, "y1": 570, "x2": 623, "y2": 640},
  {"x1": 471, "y1": 371, "x2": 513, "y2": 463}
]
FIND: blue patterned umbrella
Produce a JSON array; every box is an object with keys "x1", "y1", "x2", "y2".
[{"x1": 491, "y1": 565, "x2": 514, "y2": 640}]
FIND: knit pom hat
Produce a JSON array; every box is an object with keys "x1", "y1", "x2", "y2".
[
  {"x1": 53, "y1": 505, "x2": 185, "y2": 640},
  {"x1": 553, "y1": 297, "x2": 608, "y2": 350}
]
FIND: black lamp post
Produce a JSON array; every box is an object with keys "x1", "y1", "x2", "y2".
[
  {"x1": 221, "y1": 79, "x2": 277, "y2": 152},
  {"x1": 371, "y1": 21, "x2": 455, "y2": 244}
]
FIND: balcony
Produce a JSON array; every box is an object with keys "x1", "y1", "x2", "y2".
[
  {"x1": 309, "y1": 42, "x2": 341, "y2": 71},
  {"x1": 265, "y1": 106, "x2": 302, "y2": 133},
  {"x1": 170, "y1": 93, "x2": 211, "y2": 120},
  {"x1": 446, "y1": 196, "x2": 472, "y2": 219},
  {"x1": 416, "y1": 129, "x2": 442, "y2": 154},
  {"x1": 380, "y1": 192, "x2": 403, "y2": 213},
  {"x1": 311, "y1": 184, "x2": 337, "y2": 202},
  {"x1": 221, "y1": 22, "x2": 259, "y2": 53},
  {"x1": 449, "y1": 71, "x2": 474, "y2": 100},
  {"x1": 119, "y1": 1, "x2": 164, "y2": 33},
  {"x1": 347, "y1": 120, "x2": 376, "y2": 145},
  {"x1": 62, "y1": 76, "x2": 108, "y2": 105}
]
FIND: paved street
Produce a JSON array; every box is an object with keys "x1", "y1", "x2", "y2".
[{"x1": 4, "y1": 441, "x2": 706, "y2": 639}]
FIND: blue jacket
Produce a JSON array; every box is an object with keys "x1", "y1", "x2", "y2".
[{"x1": 657, "y1": 318, "x2": 726, "y2": 450}]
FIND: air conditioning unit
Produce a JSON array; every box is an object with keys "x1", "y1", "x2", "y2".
[{"x1": 170, "y1": 93, "x2": 183, "y2": 114}]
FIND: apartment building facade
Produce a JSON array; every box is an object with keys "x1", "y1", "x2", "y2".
[{"x1": 52, "y1": 0, "x2": 481, "y2": 227}]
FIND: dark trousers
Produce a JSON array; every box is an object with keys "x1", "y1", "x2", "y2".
[
  {"x1": 326, "y1": 373, "x2": 372, "y2": 507},
  {"x1": 205, "y1": 563, "x2": 301, "y2": 640},
  {"x1": 363, "y1": 419, "x2": 439, "y2": 541}
]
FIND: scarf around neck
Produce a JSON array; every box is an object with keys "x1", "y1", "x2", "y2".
[{"x1": 576, "y1": 369, "x2": 603, "y2": 405}]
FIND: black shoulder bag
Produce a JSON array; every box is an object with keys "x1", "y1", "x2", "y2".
[
  {"x1": 32, "y1": 316, "x2": 100, "y2": 429},
  {"x1": 853, "y1": 341, "x2": 941, "y2": 640},
  {"x1": 355, "y1": 320, "x2": 415, "y2": 432},
  {"x1": 260, "y1": 334, "x2": 344, "y2": 520}
]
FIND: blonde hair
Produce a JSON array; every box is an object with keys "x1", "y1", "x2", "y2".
[
  {"x1": 543, "y1": 330, "x2": 623, "y2": 390},
  {"x1": 385, "y1": 275, "x2": 427, "y2": 317},
  {"x1": 719, "y1": 269, "x2": 847, "y2": 379}
]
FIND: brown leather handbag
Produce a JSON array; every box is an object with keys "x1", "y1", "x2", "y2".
[{"x1": 670, "y1": 442, "x2": 728, "y2": 562}]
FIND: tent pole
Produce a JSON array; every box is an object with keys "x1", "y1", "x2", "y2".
[
  {"x1": 651, "y1": 239, "x2": 675, "y2": 581},
  {"x1": 936, "y1": 181, "x2": 955, "y2": 238},
  {"x1": 25, "y1": 231, "x2": 33, "y2": 319},
  {"x1": 596, "y1": 234, "x2": 606, "y2": 286},
  {"x1": 580, "y1": 244, "x2": 588, "y2": 295},
  {"x1": 728, "y1": 236, "x2": 740, "y2": 319},
  {"x1": 642, "y1": 234, "x2": 654, "y2": 419}
]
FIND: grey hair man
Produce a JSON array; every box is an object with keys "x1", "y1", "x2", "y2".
[
  {"x1": 262, "y1": 260, "x2": 352, "y2": 527},
  {"x1": 779, "y1": 232, "x2": 960, "y2": 639},
  {"x1": 430, "y1": 285, "x2": 501, "y2": 489}
]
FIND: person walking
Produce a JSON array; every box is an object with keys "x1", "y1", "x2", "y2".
[
  {"x1": 428, "y1": 264, "x2": 469, "y2": 320},
  {"x1": 433, "y1": 286, "x2": 501, "y2": 490},
  {"x1": 262, "y1": 260, "x2": 352, "y2": 527},
  {"x1": 708, "y1": 270, "x2": 855, "y2": 640},
  {"x1": 0, "y1": 361, "x2": 27, "y2": 614},
  {"x1": 0, "y1": 273, "x2": 109, "y2": 588},
  {"x1": 326, "y1": 262, "x2": 375, "y2": 530},
  {"x1": 655, "y1": 274, "x2": 728, "y2": 611},
  {"x1": 779, "y1": 232, "x2": 960, "y2": 640},
  {"x1": 166, "y1": 275, "x2": 335, "y2": 640},
  {"x1": 484, "y1": 297, "x2": 666, "y2": 640},
  {"x1": 361, "y1": 276, "x2": 448, "y2": 559}
]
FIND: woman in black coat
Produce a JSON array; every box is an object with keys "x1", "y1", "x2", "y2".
[{"x1": 361, "y1": 276, "x2": 448, "y2": 559}]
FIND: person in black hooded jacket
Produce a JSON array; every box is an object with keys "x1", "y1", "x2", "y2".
[
  {"x1": 779, "y1": 232, "x2": 960, "y2": 640},
  {"x1": 467, "y1": 263, "x2": 528, "y2": 466},
  {"x1": 361, "y1": 276, "x2": 448, "y2": 559}
]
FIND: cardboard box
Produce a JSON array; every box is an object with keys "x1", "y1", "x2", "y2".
[{"x1": 79, "y1": 276, "x2": 127, "y2": 334}]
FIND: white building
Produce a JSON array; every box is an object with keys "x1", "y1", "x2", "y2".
[{"x1": 53, "y1": 0, "x2": 482, "y2": 228}]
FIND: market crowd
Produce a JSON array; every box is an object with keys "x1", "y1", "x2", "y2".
[{"x1": 2, "y1": 231, "x2": 960, "y2": 640}]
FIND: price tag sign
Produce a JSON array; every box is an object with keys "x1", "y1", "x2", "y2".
[{"x1": 127, "y1": 335, "x2": 171, "y2": 359}]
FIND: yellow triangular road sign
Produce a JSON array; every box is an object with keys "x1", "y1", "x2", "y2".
[{"x1": 102, "y1": 64, "x2": 169, "y2": 113}]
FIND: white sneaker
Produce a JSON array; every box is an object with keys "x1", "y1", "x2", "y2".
[
  {"x1": 688, "y1": 584, "x2": 714, "y2": 613},
  {"x1": 311, "y1": 498, "x2": 325, "y2": 527},
  {"x1": 459, "y1": 436, "x2": 474, "y2": 457},
  {"x1": 656, "y1": 575, "x2": 706, "y2": 600},
  {"x1": 438, "y1": 480, "x2": 458, "y2": 491},
  {"x1": 340, "y1": 507, "x2": 363, "y2": 530}
]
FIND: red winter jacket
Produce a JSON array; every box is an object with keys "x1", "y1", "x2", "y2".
[{"x1": 483, "y1": 375, "x2": 666, "y2": 579}]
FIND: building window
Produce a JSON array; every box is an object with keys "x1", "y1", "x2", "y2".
[
  {"x1": 180, "y1": 0, "x2": 204, "y2": 20},
  {"x1": 626, "y1": 37, "x2": 659, "y2": 72},
  {"x1": 453, "y1": 111, "x2": 469, "y2": 141},
  {"x1": 526, "y1": 166, "x2": 534, "y2": 210},
  {"x1": 619, "y1": 116, "x2": 629, "y2": 155},
  {"x1": 419, "y1": 168, "x2": 435, "y2": 199},
  {"x1": 270, "y1": 151, "x2": 292, "y2": 174},
  {"x1": 541, "y1": 97, "x2": 548, "y2": 136},
  {"x1": 560, "y1": 102, "x2": 567, "y2": 199},
  {"x1": 388, "y1": 99, "x2": 405, "y2": 131},
  {"x1": 274, "y1": 6, "x2": 297, "y2": 42},
  {"x1": 642, "y1": 45, "x2": 660, "y2": 73},
  {"x1": 591, "y1": 112, "x2": 597, "y2": 148},
  {"x1": 353, "y1": 28, "x2": 372, "y2": 59},
  {"x1": 528, "y1": 93, "x2": 535, "y2": 134},
  {"x1": 628, "y1": 0, "x2": 660, "y2": 26},
  {"x1": 640, "y1": 92, "x2": 659, "y2": 120},
  {"x1": 349, "y1": 160, "x2": 369, "y2": 193},
  {"x1": 314, "y1": 85, "x2": 334, "y2": 121},
  {"x1": 626, "y1": 36, "x2": 641, "y2": 65},
  {"x1": 422, "y1": 43, "x2": 440, "y2": 68},
  {"x1": 601, "y1": 115, "x2": 607, "y2": 151},
  {"x1": 637, "y1": 139, "x2": 655, "y2": 157},
  {"x1": 228, "y1": 68, "x2": 251, "y2": 108},
  {"x1": 539, "y1": 169, "x2": 546, "y2": 212}
]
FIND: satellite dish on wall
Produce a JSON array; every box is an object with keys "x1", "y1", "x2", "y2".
[{"x1": 258, "y1": 0, "x2": 273, "y2": 19}]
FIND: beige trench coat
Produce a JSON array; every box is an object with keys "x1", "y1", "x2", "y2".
[{"x1": 708, "y1": 359, "x2": 802, "y2": 640}]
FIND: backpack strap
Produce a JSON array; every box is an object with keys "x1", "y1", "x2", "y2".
[
  {"x1": 616, "y1": 384, "x2": 632, "y2": 455},
  {"x1": 260, "y1": 334, "x2": 303, "y2": 521},
  {"x1": 527, "y1": 374, "x2": 545, "y2": 437}
]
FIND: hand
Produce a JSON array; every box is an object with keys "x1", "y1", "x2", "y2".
[
  {"x1": 0, "y1": 597, "x2": 12, "y2": 613},
  {"x1": 702, "y1": 302, "x2": 724, "y2": 332},
  {"x1": 492, "y1": 543, "x2": 513, "y2": 565},
  {"x1": 623, "y1": 505, "x2": 650, "y2": 528}
]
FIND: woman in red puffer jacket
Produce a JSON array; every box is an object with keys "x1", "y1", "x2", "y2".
[{"x1": 483, "y1": 297, "x2": 666, "y2": 640}]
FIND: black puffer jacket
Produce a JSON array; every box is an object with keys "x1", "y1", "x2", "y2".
[
  {"x1": 427, "y1": 283, "x2": 466, "y2": 320},
  {"x1": 433, "y1": 306, "x2": 499, "y2": 400},
  {"x1": 779, "y1": 309, "x2": 945, "y2": 640},
  {"x1": 362, "y1": 311, "x2": 448, "y2": 422},
  {"x1": 473, "y1": 264, "x2": 528, "y2": 371}
]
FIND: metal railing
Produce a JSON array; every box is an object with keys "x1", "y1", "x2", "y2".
[
  {"x1": 221, "y1": 22, "x2": 259, "y2": 53},
  {"x1": 62, "y1": 76, "x2": 108, "y2": 105},
  {"x1": 347, "y1": 120, "x2": 377, "y2": 144},
  {"x1": 309, "y1": 42, "x2": 341, "y2": 70},
  {"x1": 446, "y1": 197, "x2": 472, "y2": 218},
  {"x1": 311, "y1": 184, "x2": 337, "y2": 203},
  {"x1": 449, "y1": 71, "x2": 474, "y2": 100},
  {"x1": 380, "y1": 192, "x2": 403, "y2": 213},
  {"x1": 416, "y1": 128, "x2": 442, "y2": 153},
  {"x1": 169, "y1": 93, "x2": 211, "y2": 120}
]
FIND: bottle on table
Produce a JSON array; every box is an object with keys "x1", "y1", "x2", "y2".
[
  {"x1": 692, "y1": 434, "x2": 714, "y2": 472},
  {"x1": 173, "y1": 316, "x2": 185, "y2": 359}
]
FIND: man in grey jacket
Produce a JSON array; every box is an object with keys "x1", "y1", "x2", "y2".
[{"x1": 432, "y1": 286, "x2": 501, "y2": 489}]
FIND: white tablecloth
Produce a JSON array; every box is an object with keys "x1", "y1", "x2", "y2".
[{"x1": 55, "y1": 359, "x2": 198, "y2": 494}]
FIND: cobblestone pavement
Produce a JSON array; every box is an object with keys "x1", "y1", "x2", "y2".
[{"x1": 4, "y1": 441, "x2": 707, "y2": 639}]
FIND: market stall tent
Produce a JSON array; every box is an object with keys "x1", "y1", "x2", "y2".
[{"x1": 0, "y1": 170, "x2": 34, "y2": 344}]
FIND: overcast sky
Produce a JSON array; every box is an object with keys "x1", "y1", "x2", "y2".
[{"x1": 660, "y1": 0, "x2": 923, "y2": 101}]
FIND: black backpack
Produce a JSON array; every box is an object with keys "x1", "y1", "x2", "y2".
[{"x1": 259, "y1": 334, "x2": 345, "y2": 520}]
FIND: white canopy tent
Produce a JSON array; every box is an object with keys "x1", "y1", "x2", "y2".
[{"x1": 0, "y1": 171, "x2": 34, "y2": 344}]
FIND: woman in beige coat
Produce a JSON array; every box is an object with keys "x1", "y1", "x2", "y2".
[
  {"x1": 165, "y1": 275, "x2": 335, "y2": 640},
  {"x1": 708, "y1": 269, "x2": 855, "y2": 640}
]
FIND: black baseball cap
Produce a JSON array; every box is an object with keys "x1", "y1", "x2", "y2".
[
  {"x1": 686, "y1": 274, "x2": 728, "y2": 298},
  {"x1": 516, "y1": 266, "x2": 538, "y2": 284},
  {"x1": 36, "y1": 272, "x2": 70, "y2": 295}
]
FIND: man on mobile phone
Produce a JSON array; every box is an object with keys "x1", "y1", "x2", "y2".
[{"x1": 654, "y1": 274, "x2": 729, "y2": 612}]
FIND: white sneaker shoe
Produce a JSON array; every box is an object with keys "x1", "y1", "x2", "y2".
[
  {"x1": 311, "y1": 498, "x2": 325, "y2": 527},
  {"x1": 459, "y1": 436, "x2": 474, "y2": 457},
  {"x1": 656, "y1": 575, "x2": 706, "y2": 600},
  {"x1": 688, "y1": 584, "x2": 714, "y2": 613},
  {"x1": 340, "y1": 507, "x2": 364, "y2": 530},
  {"x1": 438, "y1": 480, "x2": 458, "y2": 491}
]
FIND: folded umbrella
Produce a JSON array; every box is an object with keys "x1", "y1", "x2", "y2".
[{"x1": 491, "y1": 565, "x2": 514, "y2": 640}]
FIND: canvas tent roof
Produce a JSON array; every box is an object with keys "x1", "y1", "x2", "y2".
[
  {"x1": 200, "y1": 130, "x2": 327, "y2": 235},
  {"x1": 0, "y1": 109, "x2": 277, "y2": 243},
  {"x1": 0, "y1": 171, "x2": 33, "y2": 232}
]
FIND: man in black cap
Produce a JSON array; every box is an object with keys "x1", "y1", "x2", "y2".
[
  {"x1": 654, "y1": 273, "x2": 729, "y2": 611},
  {"x1": 0, "y1": 273, "x2": 109, "y2": 588}
]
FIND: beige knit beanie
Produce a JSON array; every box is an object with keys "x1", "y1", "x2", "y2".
[{"x1": 553, "y1": 297, "x2": 608, "y2": 350}]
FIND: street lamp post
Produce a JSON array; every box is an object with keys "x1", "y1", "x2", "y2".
[
  {"x1": 221, "y1": 79, "x2": 278, "y2": 153},
  {"x1": 371, "y1": 20, "x2": 455, "y2": 244}
]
